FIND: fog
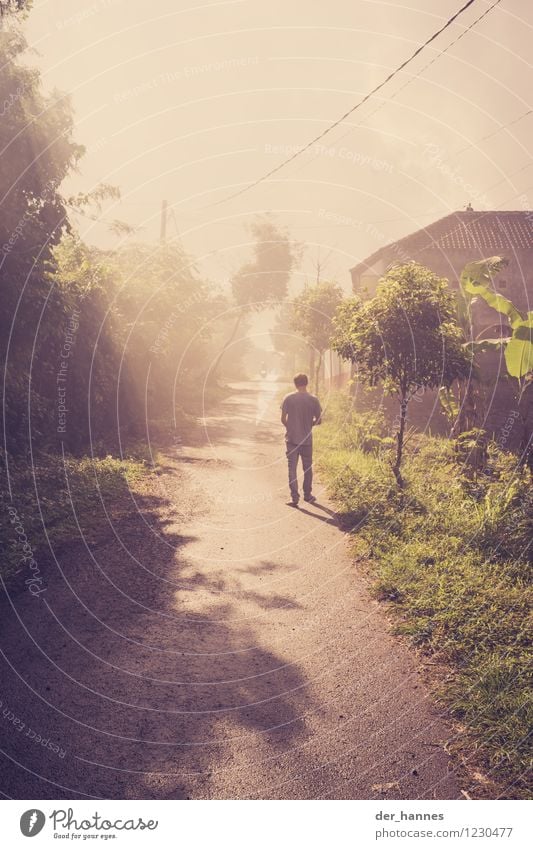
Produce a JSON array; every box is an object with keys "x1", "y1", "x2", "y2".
[{"x1": 24, "y1": 0, "x2": 533, "y2": 289}]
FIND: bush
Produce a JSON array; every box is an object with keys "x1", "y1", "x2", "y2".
[{"x1": 322, "y1": 392, "x2": 392, "y2": 454}]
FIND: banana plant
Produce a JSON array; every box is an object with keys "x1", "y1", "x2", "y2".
[
  {"x1": 439, "y1": 256, "x2": 526, "y2": 435},
  {"x1": 460, "y1": 257, "x2": 533, "y2": 383}
]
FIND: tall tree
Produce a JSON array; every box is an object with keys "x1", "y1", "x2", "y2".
[
  {"x1": 0, "y1": 23, "x2": 84, "y2": 451},
  {"x1": 109, "y1": 240, "x2": 220, "y2": 423},
  {"x1": 0, "y1": 1, "x2": 32, "y2": 16},
  {"x1": 212, "y1": 216, "x2": 299, "y2": 375},
  {"x1": 290, "y1": 281, "x2": 343, "y2": 393},
  {"x1": 270, "y1": 302, "x2": 309, "y2": 378}
]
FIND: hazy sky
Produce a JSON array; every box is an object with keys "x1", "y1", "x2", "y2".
[{"x1": 23, "y1": 0, "x2": 533, "y2": 291}]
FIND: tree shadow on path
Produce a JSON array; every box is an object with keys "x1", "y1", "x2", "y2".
[{"x1": 0, "y1": 478, "x2": 314, "y2": 800}]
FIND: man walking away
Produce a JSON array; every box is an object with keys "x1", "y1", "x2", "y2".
[{"x1": 281, "y1": 373, "x2": 322, "y2": 507}]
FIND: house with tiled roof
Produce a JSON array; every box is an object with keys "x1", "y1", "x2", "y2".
[
  {"x1": 351, "y1": 209, "x2": 533, "y2": 315},
  {"x1": 349, "y1": 210, "x2": 533, "y2": 440}
]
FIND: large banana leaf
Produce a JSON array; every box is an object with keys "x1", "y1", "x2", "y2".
[
  {"x1": 460, "y1": 256, "x2": 525, "y2": 327},
  {"x1": 438, "y1": 386, "x2": 459, "y2": 421},
  {"x1": 460, "y1": 258, "x2": 523, "y2": 328},
  {"x1": 457, "y1": 257, "x2": 533, "y2": 384},
  {"x1": 460, "y1": 256, "x2": 507, "y2": 288},
  {"x1": 504, "y1": 319, "x2": 533, "y2": 378}
]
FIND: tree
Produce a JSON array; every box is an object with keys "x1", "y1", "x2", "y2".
[
  {"x1": 47, "y1": 234, "x2": 222, "y2": 448},
  {"x1": 47, "y1": 234, "x2": 124, "y2": 450},
  {"x1": 0, "y1": 1, "x2": 31, "y2": 16},
  {"x1": 0, "y1": 25, "x2": 85, "y2": 452},
  {"x1": 0, "y1": 1, "x2": 222, "y2": 456},
  {"x1": 270, "y1": 302, "x2": 309, "y2": 378},
  {"x1": 332, "y1": 263, "x2": 471, "y2": 487},
  {"x1": 110, "y1": 240, "x2": 219, "y2": 419},
  {"x1": 212, "y1": 215, "x2": 299, "y2": 374},
  {"x1": 290, "y1": 281, "x2": 343, "y2": 393}
]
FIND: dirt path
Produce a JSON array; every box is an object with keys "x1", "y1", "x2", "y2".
[{"x1": 0, "y1": 382, "x2": 460, "y2": 799}]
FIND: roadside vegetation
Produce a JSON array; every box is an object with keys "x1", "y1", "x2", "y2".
[
  {"x1": 1, "y1": 0, "x2": 531, "y2": 801},
  {"x1": 331, "y1": 264, "x2": 471, "y2": 485},
  {"x1": 311, "y1": 260, "x2": 533, "y2": 798},
  {"x1": 0, "y1": 448, "x2": 155, "y2": 583},
  {"x1": 315, "y1": 393, "x2": 532, "y2": 798},
  {"x1": 0, "y1": 4, "x2": 299, "y2": 582}
]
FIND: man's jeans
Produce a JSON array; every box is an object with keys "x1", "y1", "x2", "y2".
[{"x1": 286, "y1": 441, "x2": 313, "y2": 501}]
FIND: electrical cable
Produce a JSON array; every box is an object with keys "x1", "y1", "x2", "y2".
[{"x1": 208, "y1": 0, "x2": 481, "y2": 206}]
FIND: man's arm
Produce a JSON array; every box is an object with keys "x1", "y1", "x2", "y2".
[
  {"x1": 313, "y1": 399, "x2": 322, "y2": 426},
  {"x1": 281, "y1": 398, "x2": 288, "y2": 427}
]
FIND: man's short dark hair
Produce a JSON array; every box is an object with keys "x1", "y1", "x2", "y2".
[{"x1": 293, "y1": 373, "x2": 308, "y2": 387}]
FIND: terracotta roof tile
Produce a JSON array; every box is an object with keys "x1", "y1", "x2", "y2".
[{"x1": 351, "y1": 211, "x2": 533, "y2": 275}]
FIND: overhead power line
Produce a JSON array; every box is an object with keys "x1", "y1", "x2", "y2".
[
  {"x1": 296, "y1": 0, "x2": 503, "y2": 172},
  {"x1": 353, "y1": 0, "x2": 502, "y2": 126},
  {"x1": 210, "y1": 0, "x2": 481, "y2": 206},
  {"x1": 440, "y1": 105, "x2": 532, "y2": 165}
]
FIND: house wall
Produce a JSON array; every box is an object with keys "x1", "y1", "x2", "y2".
[{"x1": 353, "y1": 246, "x2": 533, "y2": 305}]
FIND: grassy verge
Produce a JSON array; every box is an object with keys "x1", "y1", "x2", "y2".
[
  {"x1": 314, "y1": 394, "x2": 532, "y2": 799},
  {"x1": 0, "y1": 445, "x2": 155, "y2": 584},
  {"x1": 0, "y1": 381, "x2": 230, "y2": 584}
]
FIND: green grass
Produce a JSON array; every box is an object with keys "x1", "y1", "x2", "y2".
[
  {"x1": 0, "y1": 382, "x2": 224, "y2": 584},
  {"x1": 314, "y1": 393, "x2": 533, "y2": 798},
  {"x1": 0, "y1": 447, "x2": 154, "y2": 582}
]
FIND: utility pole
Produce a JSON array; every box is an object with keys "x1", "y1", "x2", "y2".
[
  {"x1": 169, "y1": 207, "x2": 181, "y2": 243},
  {"x1": 315, "y1": 247, "x2": 321, "y2": 285},
  {"x1": 160, "y1": 199, "x2": 168, "y2": 244}
]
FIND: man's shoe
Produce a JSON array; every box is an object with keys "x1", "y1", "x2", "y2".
[
  {"x1": 304, "y1": 494, "x2": 316, "y2": 503},
  {"x1": 288, "y1": 497, "x2": 299, "y2": 507}
]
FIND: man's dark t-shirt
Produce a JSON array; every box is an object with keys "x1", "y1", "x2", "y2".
[{"x1": 281, "y1": 391, "x2": 322, "y2": 446}]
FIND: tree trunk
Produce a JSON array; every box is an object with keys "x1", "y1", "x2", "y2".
[
  {"x1": 392, "y1": 396, "x2": 408, "y2": 487},
  {"x1": 309, "y1": 346, "x2": 315, "y2": 382},
  {"x1": 452, "y1": 378, "x2": 481, "y2": 436},
  {"x1": 349, "y1": 362, "x2": 357, "y2": 396},
  {"x1": 211, "y1": 312, "x2": 243, "y2": 376},
  {"x1": 314, "y1": 350, "x2": 323, "y2": 395}
]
